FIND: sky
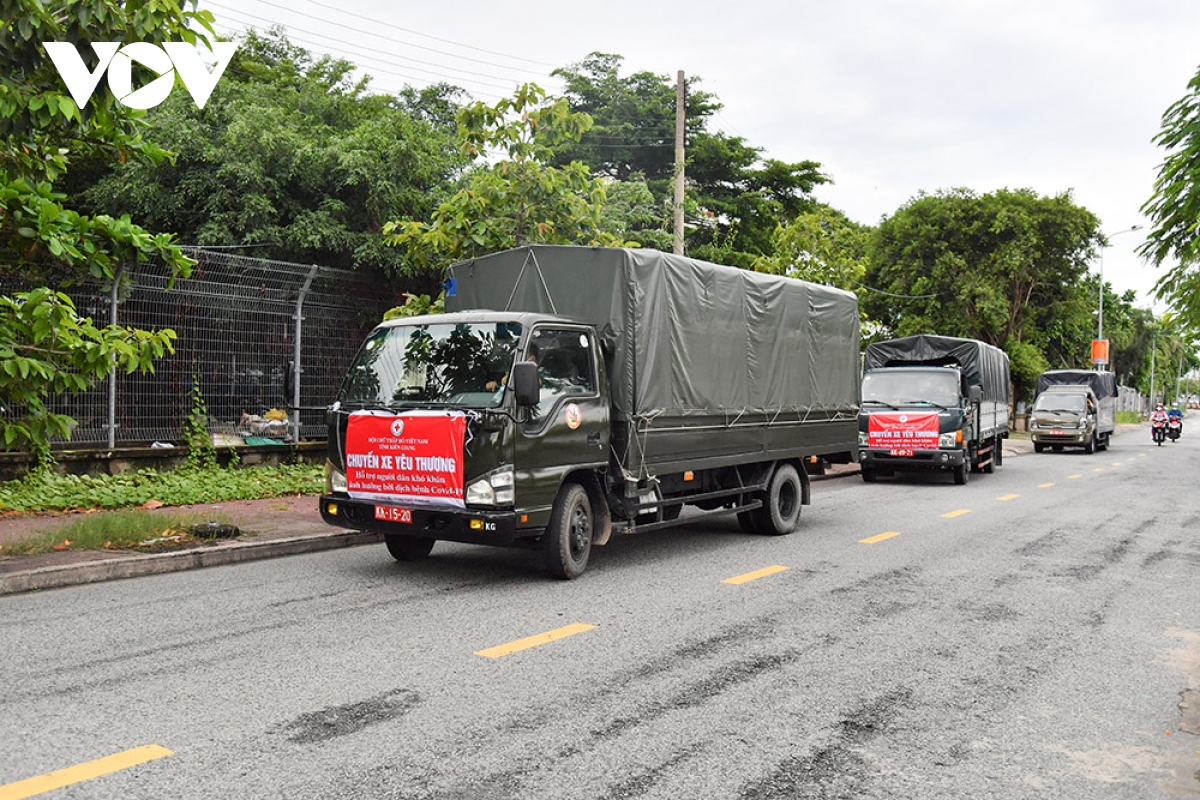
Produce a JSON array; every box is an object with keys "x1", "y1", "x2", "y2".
[{"x1": 205, "y1": 0, "x2": 1200, "y2": 313}]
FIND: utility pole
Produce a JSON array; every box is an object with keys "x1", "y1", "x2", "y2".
[{"x1": 673, "y1": 70, "x2": 685, "y2": 255}]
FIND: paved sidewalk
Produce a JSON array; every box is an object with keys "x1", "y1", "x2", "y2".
[{"x1": 0, "y1": 430, "x2": 1085, "y2": 596}]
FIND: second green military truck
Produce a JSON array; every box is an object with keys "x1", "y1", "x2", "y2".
[
  {"x1": 320, "y1": 245, "x2": 861, "y2": 578},
  {"x1": 859, "y1": 334, "x2": 1011, "y2": 485}
]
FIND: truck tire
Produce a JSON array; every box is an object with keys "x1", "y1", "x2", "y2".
[
  {"x1": 384, "y1": 534, "x2": 436, "y2": 561},
  {"x1": 754, "y1": 463, "x2": 802, "y2": 535},
  {"x1": 1084, "y1": 433, "x2": 1095, "y2": 454},
  {"x1": 542, "y1": 482, "x2": 592, "y2": 579},
  {"x1": 994, "y1": 438, "x2": 1003, "y2": 466},
  {"x1": 861, "y1": 465, "x2": 878, "y2": 483},
  {"x1": 1033, "y1": 443, "x2": 1044, "y2": 453},
  {"x1": 953, "y1": 461, "x2": 969, "y2": 485}
]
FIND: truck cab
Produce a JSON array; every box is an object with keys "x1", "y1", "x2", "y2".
[
  {"x1": 858, "y1": 366, "x2": 983, "y2": 485},
  {"x1": 321, "y1": 311, "x2": 611, "y2": 564},
  {"x1": 1030, "y1": 385, "x2": 1101, "y2": 453}
]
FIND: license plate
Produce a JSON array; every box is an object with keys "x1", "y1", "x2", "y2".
[
  {"x1": 374, "y1": 505, "x2": 412, "y2": 523},
  {"x1": 889, "y1": 448, "x2": 915, "y2": 457}
]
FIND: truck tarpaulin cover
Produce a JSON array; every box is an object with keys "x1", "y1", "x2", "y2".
[
  {"x1": 344, "y1": 410, "x2": 466, "y2": 508},
  {"x1": 1034, "y1": 369, "x2": 1118, "y2": 399},
  {"x1": 444, "y1": 245, "x2": 861, "y2": 421},
  {"x1": 863, "y1": 334, "x2": 1011, "y2": 404}
]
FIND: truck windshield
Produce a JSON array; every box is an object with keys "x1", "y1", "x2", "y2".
[
  {"x1": 862, "y1": 370, "x2": 959, "y2": 407},
  {"x1": 1033, "y1": 394, "x2": 1085, "y2": 414},
  {"x1": 338, "y1": 321, "x2": 523, "y2": 409}
]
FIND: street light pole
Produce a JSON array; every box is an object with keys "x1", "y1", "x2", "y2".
[{"x1": 1097, "y1": 225, "x2": 1143, "y2": 370}]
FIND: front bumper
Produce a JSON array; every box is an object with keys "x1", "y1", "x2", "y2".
[
  {"x1": 320, "y1": 495, "x2": 521, "y2": 546},
  {"x1": 1030, "y1": 428, "x2": 1091, "y2": 446},
  {"x1": 859, "y1": 448, "x2": 966, "y2": 471}
]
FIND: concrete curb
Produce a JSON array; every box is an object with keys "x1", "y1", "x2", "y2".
[{"x1": 1, "y1": 530, "x2": 382, "y2": 596}]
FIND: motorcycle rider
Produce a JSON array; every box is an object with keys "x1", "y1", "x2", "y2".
[
  {"x1": 1150, "y1": 403, "x2": 1169, "y2": 444},
  {"x1": 1168, "y1": 402, "x2": 1184, "y2": 438}
]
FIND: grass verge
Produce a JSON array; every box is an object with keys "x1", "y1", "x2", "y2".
[
  {"x1": 0, "y1": 463, "x2": 323, "y2": 513},
  {"x1": 1, "y1": 510, "x2": 238, "y2": 555}
]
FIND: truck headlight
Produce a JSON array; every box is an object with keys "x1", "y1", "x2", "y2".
[
  {"x1": 939, "y1": 431, "x2": 960, "y2": 448},
  {"x1": 466, "y1": 466, "x2": 515, "y2": 507},
  {"x1": 858, "y1": 431, "x2": 869, "y2": 447},
  {"x1": 325, "y1": 460, "x2": 347, "y2": 493}
]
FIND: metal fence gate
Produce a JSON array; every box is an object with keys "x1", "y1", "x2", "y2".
[{"x1": 3, "y1": 248, "x2": 395, "y2": 448}]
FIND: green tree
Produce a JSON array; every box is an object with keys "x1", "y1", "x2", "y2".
[
  {"x1": 865, "y1": 188, "x2": 1102, "y2": 398},
  {"x1": 1, "y1": 0, "x2": 201, "y2": 455},
  {"x1": 383, "y1": 83, "x2": 627, "y2": 278},
  {"x1": 552, "y1": 53, "x2": 829, "y2": 266},
  {"x1": 1139, "y1": 62, "x2": 1200, "y2": 323},
  {"x1": 66, "y1": 27, "x2": 466, "y2": 279},
  {"x1": 754, "y1": 206, "x2": 871, "y2": 293}
]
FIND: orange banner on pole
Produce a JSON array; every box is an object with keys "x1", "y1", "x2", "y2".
[{"x1": 1091, "y1": 339, "x2": 1109, "y2": 364}]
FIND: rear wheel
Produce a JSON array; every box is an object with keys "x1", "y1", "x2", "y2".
[
  {"x1": 542, "y1": 483, "x2": 592, "y2": 579},
  {"x1": 994, "y1": 438, "x2": 1004, "y2": 466},
  {"x1": 384, "y1": 535, "x2": 435, "y2": 561},
  {"x1": 753, "y1": 463, "x2": 802, "y2": 535}
]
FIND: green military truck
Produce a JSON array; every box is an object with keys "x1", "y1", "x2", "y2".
[
  {"x1": 1030, "y1": 369, "x2": 1118, "y2": 454},
  {"x1": 320, "y1": 245, "x2": 860, "y2": 579},
  {"x1": 859, "y1": 335, "x2": 1011, "y2": 485}
]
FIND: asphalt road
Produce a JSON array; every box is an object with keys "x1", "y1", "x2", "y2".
[{"x1": 2, "y1": 430, "x2": 1198, "y2": 799}]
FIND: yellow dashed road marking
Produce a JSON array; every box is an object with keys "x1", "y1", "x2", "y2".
[
  {"x1": 1068, "y1": 474, "x2": 1083, "y2": 479},
  {"x1": 475, "y1": 623, "x2": 596, "y2": 659},
  {"x1": 1038, "y1": 482, "x2": 1055, "y2": 488},
  {"x1": 0, "y1": 745, "x2": 173, "y2": 800},
  {"x1": 723, "y1": 565, "x2": 790, "y2": 584},
  {"x1": 942, "y1": 509, "x2": 971, "y2": 518},
  {"x1": 997, "y1": 494, "x2": 1019, "y2": 501},
  {"x1": 859, "y1": 531, "x2": 901, "y2": 545}
]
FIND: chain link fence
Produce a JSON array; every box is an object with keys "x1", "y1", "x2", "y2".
[{"x1": 3, "y1": 248, "x2": 396, "y2": 449}]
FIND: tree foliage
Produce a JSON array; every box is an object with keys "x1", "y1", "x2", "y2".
[
  {"x1": 552, "y1": 53, "x2": 829, "y2": 266},
  {"x1": 1139, "y1": 62, "x2": 1200, "y2": 324},
  {"x1": 383, "y1": 83, "x2": 628, "y2": 277},
  {"x1": 865, "y1": 188, "x2": 1102, "y2": 397},
  {"x1": 754, "y1": 206, "x2": 870, "y2": 293},
  {"x1": 1, "y1": 0, "x2": 203, "y2": 454},
  {"x1": 67, "y1": 27, "x2": 466, "y2": 278}
]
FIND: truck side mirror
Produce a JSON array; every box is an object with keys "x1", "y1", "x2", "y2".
[
  {"x1": 968, "y1": 385, "x2": 983, "y2": 403},
  {"x1": 512, "y1": 361, "x2": 539, "y2": 406}
]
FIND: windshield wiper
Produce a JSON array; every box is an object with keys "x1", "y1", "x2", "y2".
[
  {"x1": 863, "y1": 399, "x2": 899, "y2": 409},
  {"x1": 903, "y1": 400, "x2": 952, "y2": 410}
]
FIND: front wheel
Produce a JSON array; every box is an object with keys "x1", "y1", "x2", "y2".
[
  {"x1": 953, "y1": 461, "x2": 969, "y2": 485},
  {"x1": 542, "y1": 483, "x2": 593, "y2": 579},
  {"x1": 384, "y1": 534, "x2": 435, "y2": 561},
  {"x1": 1084, "y1": 433, "x2": 1095, "y2": 454}
]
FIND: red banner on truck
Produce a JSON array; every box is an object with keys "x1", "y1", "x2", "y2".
[
  {"x1": 345, "y1": 411, "x2": 466, "y2": 508},
  {"x1": 867, "y1": 412, "x2": 939, "y2": 456}
]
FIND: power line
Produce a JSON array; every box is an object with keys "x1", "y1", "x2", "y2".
[
  {"x1": 208, "y1": 4, "x2": 525, "y2": 92},
  {"x1": 294, "y1": 0, "x2": 558, "y2": 70}
]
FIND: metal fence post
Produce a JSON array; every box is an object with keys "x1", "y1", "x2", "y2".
[
  {"x1": 107, "y1": 265, "x2": 123, "y2": 449},
  {"x1": 293, "y1": 265, "x2": 318, "y2": 443}
]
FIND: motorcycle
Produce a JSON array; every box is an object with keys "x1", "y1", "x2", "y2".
[
  {"x1": 1152, "y1": 416, "x2": 1167, "y2": 446},
  {"x1": 1168, "y1": 415, "x2": 1182, "y2": 442}
]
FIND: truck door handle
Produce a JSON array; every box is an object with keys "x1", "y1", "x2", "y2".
[{"x1": 587, "y1": 432, "x2": 601, "y2": 445}]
